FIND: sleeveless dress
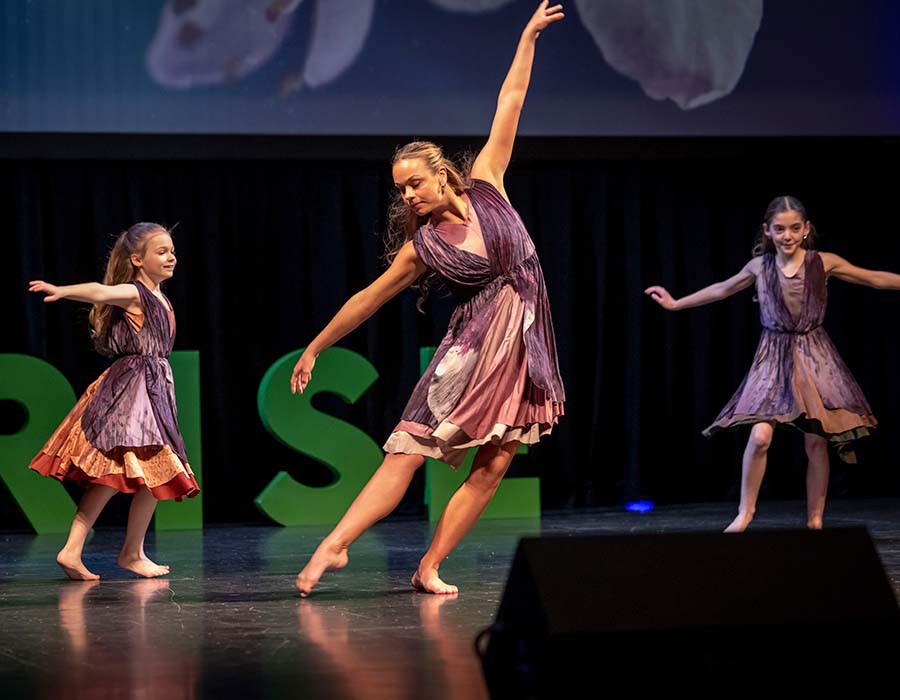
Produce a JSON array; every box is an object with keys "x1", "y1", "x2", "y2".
[
  {"x1": 704, "y1": 251, "x2": 876, "y2": 461},
  {"x1": 29, "y1": 280, "x2": 199, "y2": 499},
  {"x1": 383, "y1": 178, "x2": 565, "y2": 468}
]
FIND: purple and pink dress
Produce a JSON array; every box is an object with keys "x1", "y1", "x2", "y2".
[
  {"x1": 29, "y1": 280, "x2": 199, "y2": 499},
  {"x1": 383, "y1": 178, "x2": 565, "y2": 468},
  {"x1": 704, "y1": 250, "x2": 876, "y2": 461}
]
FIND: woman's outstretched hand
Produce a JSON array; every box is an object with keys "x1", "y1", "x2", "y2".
[
  {"x1": 525, "y1": 1, "x2": 565, "y2": 39},
  {"x1": 290, "y1": 350, "x2": 317, "y2": 395},
  {"x1": 644, "y1": 285, "x2": 678, "y2": 310},
  {"x1": 28, "y1": 280, "x2": 63, "y2": 302}
]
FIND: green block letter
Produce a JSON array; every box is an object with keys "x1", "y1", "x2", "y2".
[
  {"x1": 256, "y1": 348, "x2": 383, "y2": 526},
  {"x1": 0, "y1": 354, "x2": 77, "y2": 533}
]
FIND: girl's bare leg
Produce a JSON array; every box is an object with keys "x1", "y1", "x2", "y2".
[
  {"x1": 117, "y1": 487, "x2": 169, "y2": 578},
  {"x1": 56, "y1": 484, "x2": 117, "y2": 580},
  {"x1": 725, "y1": 423, "x2": 774, "y2": 533},
  {"x1": 804, "y1": 433, "x2": 829, "y2": 529}
]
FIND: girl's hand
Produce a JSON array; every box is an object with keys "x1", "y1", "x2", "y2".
[
  {"x1": 645, "y1": 285, "x2": 678, "y2": 310},
  {"x1": 290, "y1": 351, "x2": 317, "y2": 395},
  {"x1": 28, "y1": 280, "x2": 63, "y2": 302},
  {"x1": 524, "y1": 1, "x2": 565, "y2": 40}
]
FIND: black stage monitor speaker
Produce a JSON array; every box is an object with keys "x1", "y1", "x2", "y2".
[{"x1": 479, "y1": 527, "x2": 899, "y2": 696}]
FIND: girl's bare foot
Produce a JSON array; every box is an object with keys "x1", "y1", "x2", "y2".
[
  {"x1": 296, "y1": 540, "x2": 349, "y2": 597},
  {"x1": 57, "y1": 549, "x2": 100, "y2": 581},
  {"x1": 724, "y1": 511, "x2": 754, "y2": 533},
  {"x1": 411, "y1": 566, "x2": 458, "y2": 595},
  {"x1": 117, "y1": 553, "x2": 170, "y2": 578},
  {"x1": 807, "y1": 516, "x2": 823, "y2": 530}
]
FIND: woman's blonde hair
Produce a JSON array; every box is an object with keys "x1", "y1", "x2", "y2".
[{"x1": 385, "y1": 141, "x2": 473, "y2": 310}]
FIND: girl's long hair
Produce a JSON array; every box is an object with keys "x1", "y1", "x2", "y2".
[{"x1": 88, "y1": 222, "x2": 168, "y2": 354}]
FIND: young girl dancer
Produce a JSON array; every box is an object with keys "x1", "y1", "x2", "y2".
[
  {"x1": 646, "y1": 196, "x2": 900, "y2": 532},
  {"x1": 292, "y1": 1, "x2": 566, "y2": 596},
  {"x1": 28, "y1": 222, "x2": 199, "y2": 579}
]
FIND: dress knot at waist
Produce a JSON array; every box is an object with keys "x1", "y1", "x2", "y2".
[{"x1": 761, "y1": 324, "x2": 822, "y2": 336}]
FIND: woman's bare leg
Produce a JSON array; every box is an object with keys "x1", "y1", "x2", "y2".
[
  {"x1": 296, "y1": 452, "x2": 426, "y2": 595},
  {"x1": 413, "y1": 440, "x2": 520, "y2": 594}
]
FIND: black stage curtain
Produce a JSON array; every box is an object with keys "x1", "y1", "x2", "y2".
[{"x1": 3, "y1": 136, "x2": 899, "y2": 529}]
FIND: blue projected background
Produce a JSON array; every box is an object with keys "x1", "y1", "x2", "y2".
[{"x1": 1, "y1": 0, "x2": 899, "y2": 136}]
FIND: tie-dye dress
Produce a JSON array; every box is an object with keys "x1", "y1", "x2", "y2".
[
  {"x1": 704, "y1": 250, "x2": 876, "y2": 461},
  {"x1": 383, "y1": 178, "x2": 565, "y2": 468},
  {"x1": 29, "y1": 280, "x2": 200, "y2": 499}
]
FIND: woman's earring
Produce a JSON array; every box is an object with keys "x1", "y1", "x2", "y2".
[{"x1": 440, "y1": 183, "x2": 445, "y2": 195}]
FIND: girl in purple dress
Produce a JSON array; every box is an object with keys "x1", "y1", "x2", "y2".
[
  {"x1": 292, "y1": 2, "x2": 566, "y2": 596},
  {"x1": 646, "y1": 196, "x2": 900, "y2": 532},
  {"x1": 28, "y1": 222, "x2": 199, "y2": 580}
]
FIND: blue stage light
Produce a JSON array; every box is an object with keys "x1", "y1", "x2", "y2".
[{"x1": 625, "y1": 500, "x2": 654, "y2": 513}]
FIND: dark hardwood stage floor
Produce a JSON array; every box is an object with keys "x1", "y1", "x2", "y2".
[{"x1": 2, "y1": 499, "x2": 899, "y2": 698}]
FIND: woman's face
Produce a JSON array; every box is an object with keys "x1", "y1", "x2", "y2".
[{"x1": 392, "y1": 158, "x2": 444, "y2": 217}]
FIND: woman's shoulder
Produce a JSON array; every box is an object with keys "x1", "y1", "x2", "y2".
[
  {"x1": 412, "y1": 221, "x2": 433, "y2": 244},
  {"x1": 469, "y1": 177, "x2": 511, "y2": 206},
  {"x1": 410, "y1": 225, "x2": 436, "y2": 265}
]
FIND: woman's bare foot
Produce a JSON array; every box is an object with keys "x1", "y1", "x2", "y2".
[
  {"x1": 117, "y1": 552, "x2": 170, "y2": 578},
  {"x1": 57, "y1": 549, "x2": 100, "y2": 581},
  {"x1": 807, "y1": 516, "x2": 824, "y2": 530},
  {"x1": 296, "y1": 540, "x2": 349, "y2": 597},
  {"x1": 724, "y1": 511, "x2": 754, "y2": 533},
  {"x1": 411, "y1": 566, "x2": 458, "y2": 595}
]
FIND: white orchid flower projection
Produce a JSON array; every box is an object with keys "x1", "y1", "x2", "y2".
[
  {"x1": 430, "y1": 0, "x2": 764, "y2": 110},
  {"x1": 146, "y1": 0, "x2": 375, "y2": 91},
  {"x1": 146, "y1": 0, "x2": 763, "y2": 110},
  {"x1": 573, "y1": 0, "x2": 763, "y2": 109}
]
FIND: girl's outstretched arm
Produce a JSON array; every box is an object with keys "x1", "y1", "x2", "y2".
[
  {"x1": 28, "y1": 280, "x2": 140, "y2": 308},
  {"x1": 645, "y1": 258, "x2": 759, "y2": 311},
  {"x1": 290, "y1": 241, "x2": 427, "y2": 394},
  {"x1": 822, "y1": 253, "x2": 900, "y2": 290},
  {"x1": 470, "y1": 1, "x2": 564, "y2": 199}
]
